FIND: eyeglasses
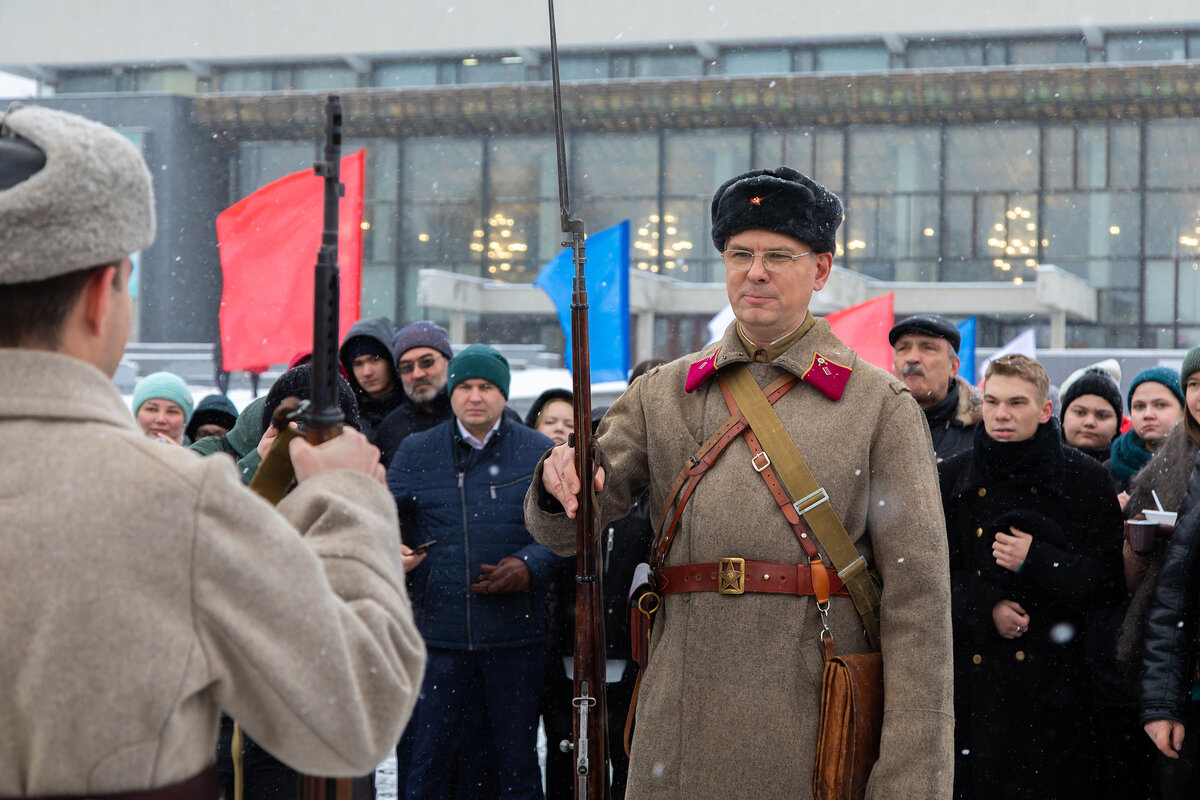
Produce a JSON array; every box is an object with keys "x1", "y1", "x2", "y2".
[
  {"x1": 721, "y1": 249, "x2": 813, "y2": 273},
  {"x1": 397, "y1": 354, "x2": 443, "y2": 375}
]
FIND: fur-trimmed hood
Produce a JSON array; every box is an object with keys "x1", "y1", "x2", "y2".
[{"x1": 952, "y1": 375, "x2": 983, "y2": 428}]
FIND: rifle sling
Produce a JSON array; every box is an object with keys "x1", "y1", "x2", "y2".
[{"x1": 721, "y1": 365, "x2": 881, "y2": 650}]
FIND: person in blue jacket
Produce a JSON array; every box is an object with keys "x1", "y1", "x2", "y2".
[{"x1": 389, "y1": 343, "x2": 559, "y2": 800}]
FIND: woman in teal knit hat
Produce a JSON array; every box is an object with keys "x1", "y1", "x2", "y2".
[
  {"x1": 1107, "y1": 366, "x2": 1185, "y2": 496},
  {"x1": 131, "y1": 371, "x2": 194, "y2": 445}
]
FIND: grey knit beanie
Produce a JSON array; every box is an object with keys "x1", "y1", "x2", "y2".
[
  {"x1": 0, "y1": 104, "x2": 155, "y2": 284},
  {"x1": 392, "y1": 321, "x2": 454, "y2": 363}
]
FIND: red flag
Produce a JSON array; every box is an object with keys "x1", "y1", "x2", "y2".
[
  {"x1": 217, "y1": 150, "x2": 364, "y2": 372},
  {"x1": 823, "y1": 293, "x2": 894, "y2": 371}
]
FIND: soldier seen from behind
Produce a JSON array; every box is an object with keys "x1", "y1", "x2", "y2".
[{"x1": 0, "y1": 104, "x2": 425, "y2": 796}]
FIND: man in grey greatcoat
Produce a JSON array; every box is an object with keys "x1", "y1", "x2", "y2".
[
  {"x1": 525, "y1": 166, "x2": 954, "y2": 799},
  {"x1": 0, "y1": 104, "x2": 425, "y2": 797}
]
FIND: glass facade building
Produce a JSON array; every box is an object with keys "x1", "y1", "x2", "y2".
[
  {"x1": 13, "y1": 22, "x2": 1200, "y2": 353},
  {"x1": 214, "y1": 63, "x2": 1200, "y2": 352}
]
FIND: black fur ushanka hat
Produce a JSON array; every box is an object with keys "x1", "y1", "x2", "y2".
[{"x1": 710, "y1": 166, "x2": 843, "y2": 254}]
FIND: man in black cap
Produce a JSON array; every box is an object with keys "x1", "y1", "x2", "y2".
[
  {"x1": 890, "y1": 313, "x2": 982, "y2": 461},
  {"x1": 524, "y1": 166, "x2": 953, "y2": 799}
]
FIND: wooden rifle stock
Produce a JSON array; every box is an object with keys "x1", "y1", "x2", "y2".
[{"x1": 547, "y1": 3, "x2": 611, "y2": 798}]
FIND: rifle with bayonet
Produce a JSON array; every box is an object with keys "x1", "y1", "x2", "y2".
[
  {"x1": 245, "y1": 94, "x2": 353, "y2": 800},
  {"x1": 546, "y1": 3, "x2": 611, "y2": 798}
]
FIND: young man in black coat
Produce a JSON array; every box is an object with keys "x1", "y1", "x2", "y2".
[{"x1": 939, "y1": 354, "x2": 1124, "y2": 800}]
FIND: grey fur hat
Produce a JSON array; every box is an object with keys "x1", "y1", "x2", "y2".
[{"x1": 0, "y1": 103, "x2": 156, "y2": 285}]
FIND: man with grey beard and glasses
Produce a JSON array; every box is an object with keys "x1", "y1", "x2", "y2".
[{"x1": 890, "y1": 314, "x2": 982, "y2": 460}]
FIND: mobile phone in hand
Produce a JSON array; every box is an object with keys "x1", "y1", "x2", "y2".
[{"x1": 412, "y1": 539, "x2": 438, "y2": 555}]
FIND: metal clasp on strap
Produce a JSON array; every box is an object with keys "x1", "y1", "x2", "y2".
[
  {"x1": 751, "y1": 451, "x2": 771, "y2": 472},
  {"x1": 837, "y1": 555, "x2": 869, "y2": 581},
  {"x1": 793, "y1": 487, "x2": 829, "y2": 517},
  {"x1": 718, "y1": 557, "x2": 746, "y2": 595}
]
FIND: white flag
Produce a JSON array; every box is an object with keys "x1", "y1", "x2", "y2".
[
  {"x1": 707, "y1": 305, "x2": 736, "y2": 346},
  {"x1": 978, "y1": 327, "x2": 1037, "y2": 382}
]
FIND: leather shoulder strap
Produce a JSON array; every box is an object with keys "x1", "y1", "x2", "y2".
[
  {"x1": 649, "y1": 373, "x2": 798, "y2": 572},
  {"x1": 722, "y1": 364, "x2": 882, "y2": 650}
]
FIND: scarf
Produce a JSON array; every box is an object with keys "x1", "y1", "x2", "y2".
[
  {"x1": 1109, "y1": 429, "x2": 1154, "y2": 486},
  {"x1": 972, "y1": 417, "x2": 1063, "y2": 488}
]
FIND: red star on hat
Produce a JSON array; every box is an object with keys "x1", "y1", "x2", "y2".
[{"x1": 749, "y1": 196, "x2": 762, "y2": 205}]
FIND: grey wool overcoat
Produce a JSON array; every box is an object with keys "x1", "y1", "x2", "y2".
[
  {"x1": 525, "y1": 319, "x2": 954, "y2": 799},
  {"x1": 0, "y1": 350, "x2": 426, "y2": 795}
]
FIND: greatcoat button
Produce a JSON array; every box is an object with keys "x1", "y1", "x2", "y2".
[
  {"x1": 1030, "y1": 487, "x2": 1038, "y2": 495},
  {"x1": 976, "y1": 527, "x2": 983, "y2": 537},
  {"x1": 978, "y1": 488, "x2": 987, "y2": 497},
  {"x1": 972, "y1": 654, "x2": 982, "y2": 664},
  {"x1": 1015, "y1": 651, "x2": 1026, "y2": 661}
]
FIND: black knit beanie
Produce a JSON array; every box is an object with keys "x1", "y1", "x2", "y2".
[
  {"x1": 261, "y1": 365, "x2": 361, "y2": 432},
  {"x1": 1059, "y1": 367, "x2": 1123, "y2": 423}
]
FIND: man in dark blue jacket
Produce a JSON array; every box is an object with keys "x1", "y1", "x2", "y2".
[{"x1": 389, "y1": 344, "x2": 559, "y2": 800}]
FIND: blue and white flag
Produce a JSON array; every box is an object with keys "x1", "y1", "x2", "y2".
[
  {"x1": 534, "y1": 220, "x2": 631, "y2": 383},
  {"x1": 956, "y1": 316, "x2": 977, "y2": 383}
]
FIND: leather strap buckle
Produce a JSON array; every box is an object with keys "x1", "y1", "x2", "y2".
[
  {"x1": 751, "y1": 451, "x2": 771, "y2": 472},
  {"x1": 718, "y1": 557, "x2": 746, "y2": 595},
  {"x1": 793, "y1": 487, "x2": 829, "y2": 517}
]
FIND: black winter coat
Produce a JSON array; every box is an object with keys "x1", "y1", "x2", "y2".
[
  {"x1": 388, "y1": 417, "x2": 562, "y2": 650},
  {"x1": 338, "y1": 316, "x2": 406, "y2": 441},
  {"x1": 1139, "y1": 453, "x2": 1200, "y2": 725},
  {"x1": 925, "y1": 376, "x2": 982, "y2": 461},
  {"x1": 939, "y1": 420, "x2": 1124, "y2": 799},
  {"x1": 377, "y1": 389, "x2": 453, "y2": 469}
]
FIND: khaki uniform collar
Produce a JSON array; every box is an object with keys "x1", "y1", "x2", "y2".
[
  {"x1": 713, "y1": 313, "x2": 856, "y2": 382},
  {"x1": 736, "y1": 313, "x2": 817, "y2": 363}
]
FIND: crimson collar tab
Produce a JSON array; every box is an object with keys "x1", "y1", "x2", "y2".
[
  {"x1": 801, "y1": 352, "x2": 852, "y2": 401},
  {"x1": 685, "y1": 347, "x2": 721, "y2": 393}
]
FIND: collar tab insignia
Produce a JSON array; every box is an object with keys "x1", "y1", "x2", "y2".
[
  {"x1": 801, "y1": 352, "x2": 852, "y2": 401},
  {"x1": 686, "y1": 347, "x2": 721, "y2": 393}
]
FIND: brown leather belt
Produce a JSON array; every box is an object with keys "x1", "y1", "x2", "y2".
[
  {"x1": 13, "y1": 766, "x2": 219, "y2": 800},
  {"x1": 659, "y1": 558, "x2": 849, "y2": 597}
]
